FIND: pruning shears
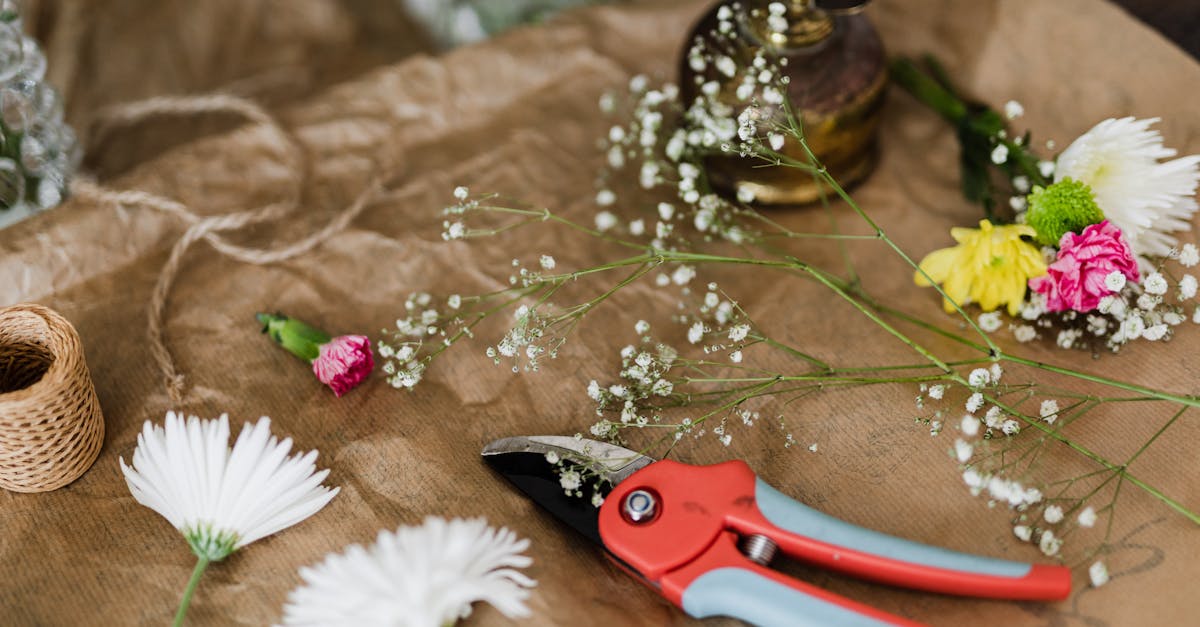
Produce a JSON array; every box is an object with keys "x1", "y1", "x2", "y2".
[{"x1": 483, "y1": 435, "x2": 1070, "y2": 627}]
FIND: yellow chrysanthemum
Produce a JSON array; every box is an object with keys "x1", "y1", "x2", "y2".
[{"x1": 915, "y1": 220, "x2": 1047, "y2": 316}]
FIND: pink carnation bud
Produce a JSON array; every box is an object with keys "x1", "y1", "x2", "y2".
[
  {"x1": 312, "y1": 335, "x2": 374, "y2": 397},
  {"x1": 1028, "y1": 220, "x2": 1139, "y2": 313},
  {"x1": 258, "y1": 313, "x2": 374, "y2": 397}
]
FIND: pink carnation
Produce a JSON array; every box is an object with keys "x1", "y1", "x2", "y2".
[
  {"x1": 1029, "y1": 220, "x2": 1139, "y2": 313},
  {"x1": 312, "y1": 335, "x2": 374, "y2": 397}
]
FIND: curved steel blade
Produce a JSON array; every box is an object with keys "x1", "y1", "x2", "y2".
[
  {"x1": 482, "y1": 435, "x2": 656, "y2": 546},
  {"x1": 483, "y1": 435, "x2": 656, "y2": 485}
]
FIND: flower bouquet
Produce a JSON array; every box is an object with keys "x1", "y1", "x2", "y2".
[{"x1": 894, "y1": 57, "x2": 1200, "y2": 351}]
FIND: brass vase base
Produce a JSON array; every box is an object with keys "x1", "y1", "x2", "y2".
[{"x1": 711, "y1": 141, "x2": 879, "y2": 206}]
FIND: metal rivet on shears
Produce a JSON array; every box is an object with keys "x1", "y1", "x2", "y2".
[
  {"x1": 739, "y1": 534, "x2": 779, "y2": 566},
  {"x1": 622, "y1": 489, "x2": 658, "y2": 524}
]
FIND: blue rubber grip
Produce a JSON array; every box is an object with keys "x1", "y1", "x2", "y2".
[
  {"x1": 755, "y1": 478, "x2": 1031, "y2": 578},
  {"x1": 681, "y1": 567, "x2": 894, "y2": 627}
]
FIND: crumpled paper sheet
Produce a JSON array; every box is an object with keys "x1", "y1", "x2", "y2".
[{"x1": 1, "y1": 0, "x2": 1198, "y2": 625}]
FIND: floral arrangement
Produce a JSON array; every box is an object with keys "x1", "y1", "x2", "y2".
[
  {"x1": 378, "y1": 1, "x2": 1200, "y2": 590},
  {"x1": 894, "y1": 58, "x2": 1200, "y2": 351}
]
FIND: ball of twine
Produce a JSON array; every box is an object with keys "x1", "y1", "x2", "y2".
[{"x1": 0, "y1": 303, "x2": 104, "y2": 493}]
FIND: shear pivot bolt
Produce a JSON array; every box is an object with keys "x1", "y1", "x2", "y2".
[
  {"x1": 622, "y1": 489, "x2": 659, "y2": 524},
  {"x1": 740, "y1": 534, "x2": 778, "y2": 566}
]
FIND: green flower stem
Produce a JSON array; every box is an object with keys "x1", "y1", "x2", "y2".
[
  {"x1": 257, "y1": 313, "x2": 331, "y2": 363},
  {"x1": 889, "y1": 57, "x2": 968, "y2": 124},
  {"x1": 1000, "y1": 354, "x2": 1200, "y2": 410},
  {"x1": 752, "y1": 334, "x2": 830, "y2": 371},
  {"x1": 174, "y1": 557, "x2": 210, "y2": 627},
  {"x1": 984, "y1": 393, "x2": 1199, "y2": 525}
]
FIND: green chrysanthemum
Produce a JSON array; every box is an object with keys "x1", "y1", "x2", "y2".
[{"x1": 1025, "y1": 178, "x2": 1106, "y2": 246}]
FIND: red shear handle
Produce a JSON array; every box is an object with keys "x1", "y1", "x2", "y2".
[
  {"x1": 598, "y1": 460, "x2": 1070, "y2": 605},
  {"x1": 665, "y1": 530, "x2": 924, "y2": 627}
]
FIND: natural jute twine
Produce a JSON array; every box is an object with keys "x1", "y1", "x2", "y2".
[
  {"x1": 0, "y1": 303, "x2": 104, "y2": 493},
  {"x1": 72, "y1": 93, "x2": 387, "y2": 403}
]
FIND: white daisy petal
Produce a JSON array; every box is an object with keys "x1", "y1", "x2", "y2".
[
  {"x1": 120, "y1": 412, "x2": 338, "y2": 560},
  {"x1": 1055, "y1": 117, "x2": 1200, "y2": 261},
  {"x1": 280, "y1": 517, "x2": 536, "y2": 626}
]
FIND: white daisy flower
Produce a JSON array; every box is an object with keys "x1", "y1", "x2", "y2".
[
  {"x1": 121, "y1": 412, "x2": 338, "y2": 623},
  {"x1": 121, "y1": 412, "x2": 338, "y2": 558},
  {"x1": 279, "y1": 517, "x2": 535, "y2": 626},
  {"x1": 1055, "y1": 117, "x2": 1200, "y2": 260}
]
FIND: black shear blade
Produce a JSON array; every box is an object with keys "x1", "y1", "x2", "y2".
[{"x1": 481, "y1": 435, "x2": 655, "y2": 546}]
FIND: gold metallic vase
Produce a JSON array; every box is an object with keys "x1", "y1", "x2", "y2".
[{"x1": 680, "y1": 0, "x2": 886, "y2": 205}]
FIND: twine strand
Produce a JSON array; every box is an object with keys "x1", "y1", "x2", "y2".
[{"x1": 71, "y1": 93, "x2": 383, "y2": 402}]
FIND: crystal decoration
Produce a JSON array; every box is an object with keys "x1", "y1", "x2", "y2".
[{"x1": 0, "y1": 1, "x2": 78, "y2": 227}]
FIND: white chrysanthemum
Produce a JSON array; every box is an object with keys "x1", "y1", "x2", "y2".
[
  {"x1": 120, "y1": 412, "x2": 339, "y2": 561},
  {"x1": 1055, "y1": 117, "x2": 1200, "y2": 259},
  {"x1": 280, "y1": 517, "x2": 535, "y2": 627}
]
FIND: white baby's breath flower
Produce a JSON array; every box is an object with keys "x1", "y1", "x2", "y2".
[
  {"x1": 595, "y1": 210, "x2": 617, "y2": 231},
  {"x1": 736, "y1": 186, "x2": 756, "y2": 204},
  {"x1": 1038, "y1": 530, "x2": 1062, "y2": 556},
  {"x1": 121, "y1": 412, "x2": 339, "y2": 561},
  {"x1": 1179, "y1": 274, "x2": 1197, "y2": 299},
  {"x1": 1142, "y1": 323, "x2": 1169, "y2": 341},
  {"x1": 978, "y1": 311, "x2": 1002, "y2": 332},
  {"x1": 280, "y1": 517, "x2": 535, "y2": 626},
  {"x1": 1089, "y1": 561, "x2": 1110, "y2": 588},
  {"x1": 687, "y1": 321, "x2": 704, "y2": 344},
  {"x1": 1104, "y1": 270, "x2": 1127, "y2": 292},
  {"x1": 1039, "y1": 399, "x2": 1059, "y2": 424},
  {"x1": 990, "y1": 144, "x2": 1009, "y2": 165},
  {"x1": 538, "y1": 255, "x2": 556, "y2": 271},
  {"x1": 1143, "y1": 272, "x2": 1168, "y2": 295},
  {"x1": 1004, "y1": 100, "x2": 1024, "y2": 120},
  {"x1": 453, "y1": 186, "x2": 469, "y2": 201},
  {"x1": 1077, "y1": 506, "x2": 1098, "y2": 528},
  {"x1": 1179, "y1": 243, "x2": 1200, "y2": 267},
  {"x1": 1013, "y1": 525, "x2": 1032, "y2": 542},
  {"x1": 965, "y1": 392, "x2": 984, "y2": 413},
  {"x1": 1055, "y1": 117, "x2": 1200, "y2": 259},
  {"x1": 967, "y1": 368, "x2": 990, "y2": 388},
  {"x1": 728, "y1": 324, "x2": 750, "y2": 342},
  {"x1": 595, "y1": 189, "x2": 616, "y2": 208},
  {"x1": 954, "y1": 439, "x2": 973, "y2": 463},
  {"x1": 961, "y1": 415, "x2": 980, "y2": 437},
  {"x1": 1043, "y1": 505, "x2": 1064, "y2": 524},
  {"x1": 672, "y1": 265, "x2": 696, "y2": 286}
]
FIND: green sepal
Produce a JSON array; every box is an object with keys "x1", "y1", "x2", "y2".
[
  {"x1": 184, "y1": 524, "x2": 238, "y2": 562},
  {"x1": 257, "y1": 312, "x2": 331, "y2": 363}
]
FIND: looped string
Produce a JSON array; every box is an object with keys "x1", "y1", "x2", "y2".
[{"x1": 71, "y1": 93, "x2": 384, "y2": 403}]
